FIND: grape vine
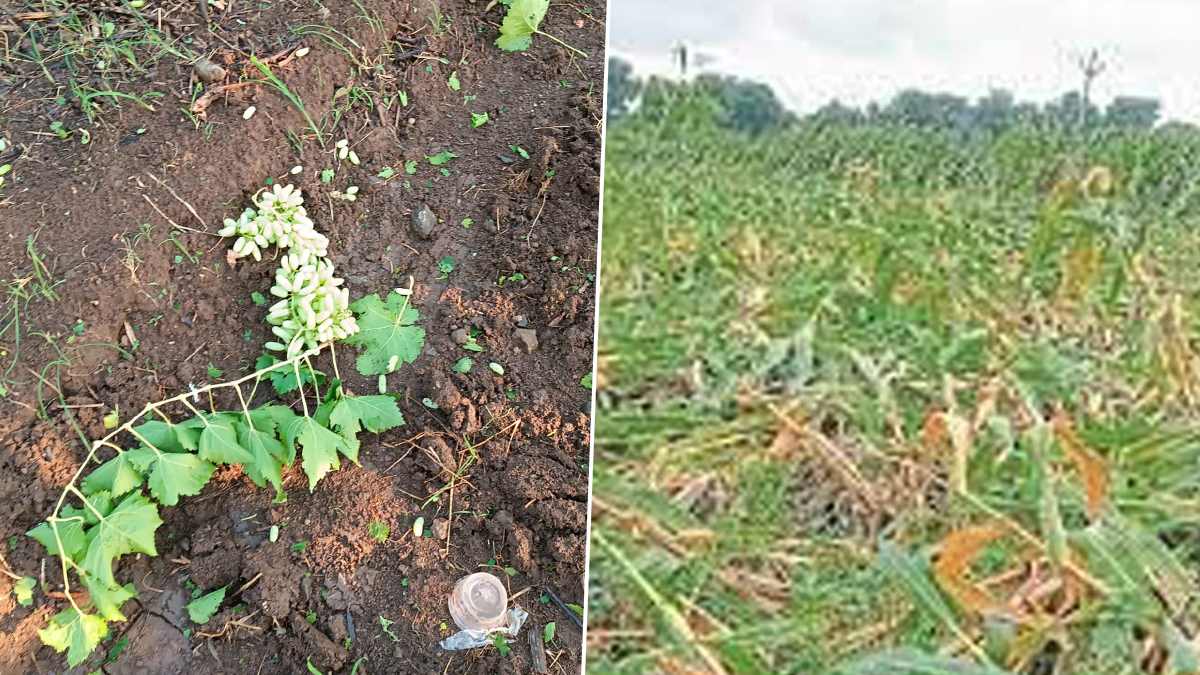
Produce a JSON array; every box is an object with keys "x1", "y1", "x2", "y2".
[{"x1": 28, "y1": 184, "x2": 424, "y2": 666}]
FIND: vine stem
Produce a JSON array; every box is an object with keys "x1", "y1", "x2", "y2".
[
  {"x1": 534, "y1": 30, "x2": 587, "y2": 57},
  {"x1": 45, "y1": 344, "x2": 328, "y2": 614}
]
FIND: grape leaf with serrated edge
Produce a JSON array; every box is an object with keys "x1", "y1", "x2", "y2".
[
  {"x1": 257, "y1": 404, "x2": 302, "y2": 465},
  {"x1": 186, "y1": 586, "x2": 227, "y2": 624},
  {"x1": 62, "y1": 491, "x2": 113, "y2": 526},
  {"x1": 128, "y1": 420, "x2": 185, "y2": 452},
  {"x1": 197, "y1": 414, "x2": 255, "y2": 466},
  {"x1": 328, "y1": 393, "x2": 405, "y2": 463},
  {"x1": 81, "y1": 453, "x2": 142, "y2": 497},
  {"x1": 495, "y1": 0, "x2": 548, "y2": 52},
  {"x1": 291, "y1": 417, "x2": 347, "y2": 491},
  {"x1": 79, "y1": 493, "x2": 161, "y2": 590},
  {"x1": 12, "y1": 576, "x2": 34, "y2": 607},
  {"x1": 28, "y1": 519, "x2": 86, "y2": 559},
  {"x1": 125, "y1": 446, "x2": 216, "y2": 506},
  {"x1": 39, "y1": 608, "x2": 108, "y2": 666},
  {"x1": 344, "y1": 292, "x2": 426, "y2": 376},
  {"x1": 237, "y1": 416, "x2": 287, "y2": 497},
  {"x1": 83, "y1": 576, "x2": 136, "y2": 622},
  {"x1": 255, "y1": 354, "x2": 326, "y2": 395}
]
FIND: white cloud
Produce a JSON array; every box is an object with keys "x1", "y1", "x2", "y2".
[{"x1": 610, "y1": 0, "x2": 1200, "y2": 120}]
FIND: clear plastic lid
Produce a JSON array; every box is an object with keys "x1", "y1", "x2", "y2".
[{"x1": 448, "y1": 572, "x2": 508, "y2": 631}]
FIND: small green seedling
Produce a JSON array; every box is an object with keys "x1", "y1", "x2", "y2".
[
  {"x1": 404, "y1": 160, "x2": 418, "y2": 174},
  {"x1": 437, "y1": 256, "x2": 455, "y2": 279},
  {"x1": 428, "y1": 151, "x2": 458, "y2": 165},
  {"x1": 369, "y1": 519, "x2": 389, "y2": 542},
  {"x1": 490, "y1": 363, "x2": 505, "y2": 375},
  {"x1": 470, "y1": 112, "x2": 489, "y2": 128},
  {"x1": 508, "y1": 145, "x2": 530, "y2": 160},
  {"x1": 463, "y1": 335, "x2": 484, "y2": 352},
  {"x1": 544, "y1": 622, "x2": 556, "y2": 642},
  {"x1": 452, "y1": 358, "x2": 472, "y2": 373},
  {"x1": 448, "y1": 72, "x2": 461, "y2": 91},
  {"x1": 491, "y1": 632, "x2": 511, "y2": 657},
  {"x1": 413, "y1": 517, "x2": 425, "y2": 537},
  {"x1": 377, "y1": 167, "x2": 395, "y2": 179},
  {"x1": 580, "y1": 372, "x2": 593, "y2": 389},
  {"x1": 380, "y1": 615, "x2": 400, "y2": 641}
]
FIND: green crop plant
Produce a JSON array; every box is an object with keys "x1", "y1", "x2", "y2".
[
  {"x1": 30, "y1": 181, "x2": 425, "y2": 666},
  {"x1": 590, "y1": 76, "x2": 1200, "y2": 675}
]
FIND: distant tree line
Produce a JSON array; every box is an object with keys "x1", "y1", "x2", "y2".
[{"x1": 607, "y1": 56, "x2": 1168, "y2": 136}]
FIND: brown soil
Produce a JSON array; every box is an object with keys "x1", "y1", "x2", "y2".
[{"x1": 0, "y1": 1, "x2": 603, "y2": 673}]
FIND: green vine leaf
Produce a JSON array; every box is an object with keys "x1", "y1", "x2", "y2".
[
  {"x1": 79, "y1": 493, "x2": 161, "y2": 588},
  {"x1": 345, "y1": 292, "x2": 426, "y2": 376},
  {"x1": 83, "y1": 577, "x2": 137, "y2": 622},
  {"x1": 39, "y1": 608, "x2": 108, "y2": 667},
  {"x1": 186, "y1": 585, "x2": 227, "y2": 624},
  {"x1": 257, "y1": 405, "x2": 302, "y2": 464},
  {"x1": 495, "y1": 0, "x2": 547, "y2": 52},
  {"x1": 328, "y1": 393, "x2": 406, "y2": 462},
  {"x1": 126, "y1": 446, "x2": 216, "y2": 507},
  {"x1": 131, "y1": 419, "x2": 201, "y2": 452},
  {"x1": 292, "y1": 417, "x2": 347, "y2": 491},
  {"x1": 256, "y1": 354, "x2": 326, "y2": 395},
  {"x1": 81, "y1": 453, "x2": 143, "y2": 498},
  {"x1": 238, "y1": 417, "x2": 287, "y2": 496},
  {"x1": 12, "y1": 576, "x2": 35, "y2": 607},
  {"x1": 28, "y1": 518, "x2": 87, "y2": 559},
  {"x1": 63, "y1": 491, "x2": 113, "y2": 526},
  {"x1": 198, "y1": 415, "x2": 255, "y2": 466}
]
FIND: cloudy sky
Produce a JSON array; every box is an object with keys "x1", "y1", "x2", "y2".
[{"x1": 608, "y1": 0, "x2": 1200, "y2": 121}]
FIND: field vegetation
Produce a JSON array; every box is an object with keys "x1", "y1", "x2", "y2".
[{"x1": 588, "y1": 61, "x2": 1200, "y2": 674}]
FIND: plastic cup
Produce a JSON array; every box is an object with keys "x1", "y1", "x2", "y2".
[{"x1": 448, "y1": 572, "x2": 508, "y2": 631}]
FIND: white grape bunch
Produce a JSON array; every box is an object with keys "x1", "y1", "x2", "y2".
[{"x1": 217, "y1": 183, "x2": 357, "y2": 356}]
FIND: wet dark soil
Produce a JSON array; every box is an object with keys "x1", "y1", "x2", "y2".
[{"x1": 0, "y1": 0, "x2": 603, "y2": 672}]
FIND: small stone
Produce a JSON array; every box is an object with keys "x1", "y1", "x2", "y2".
[
  {"x1": 516, "y1": 315, "x2": 529, "y2": 328},
  {"x1": 497, "y1": 154, "x2": 514, "y2": 164},
  {"x1": 193, "y1": 58, "x2": 226, "y2": 84},
  {"x1": 430, "y1": 518, "x2": 449, "y2": 540},
  {"x1": 451, "y1": 328, "x2": 469, "y2": 345},
  {"x1": 513, "y1": 328, "x2": 538, "y2": 353},
  {"x1": 411, "y1": 203, "x2": 437, "y2": 239}
]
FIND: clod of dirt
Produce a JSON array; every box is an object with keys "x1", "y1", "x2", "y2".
[
  {"x1": 193, "y1": 58, "x2": 227, "y2": 83},
  {"x1": 411, "y1": 203, "x2": 438, "y2": 239},
  {"x1": 329, "y1": 613, "x2": 349, "y2": 643},
  {"x1": 513, "y1": 328, "x2": 539, "y2": 353},
  {"x1": 451, "y1": 328, "x2": 469, "y2": 345},
  {"x1": 106, "y1": 614, "x2": 190, "y2": 675},
  {"x1": 431, "y1": 517, "x2": 449, "y2": 540},
  {"x1": 291, "y1": 612, "x2": 350, "y2": 672}
]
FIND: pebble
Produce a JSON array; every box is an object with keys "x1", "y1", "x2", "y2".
[
  {"x1": 497, "y1": 154, "x2": 514, "y2": 164},
  {"x1": 513, "y1": 328, "x2": 538, "y2": 353},
  {"x1": 450, "y1": 328, "x2": 469, "y2": 345},
  {"x1": 411, "y1": 203, "x2": 437, "y2": 239},
  {"x1": 431, "y1": 518, "x2": 449, "y2": 540},
  {"x1": 193, "y1": 58, "x2": 226, "y2": 84}
]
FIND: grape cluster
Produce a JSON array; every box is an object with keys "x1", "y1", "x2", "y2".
[{"x1": 217, "y1": 184, "x2": 358, "y2": 356}]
